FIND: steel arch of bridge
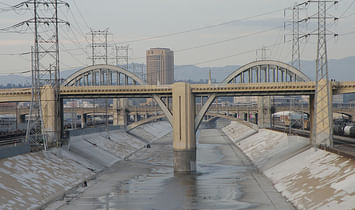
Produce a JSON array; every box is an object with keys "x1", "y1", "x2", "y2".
[
  {"x1": 195, "y1": 60, "x2": 311, "y2": 131},
  {"x1": 62, "y1": 64, "x2": 173, "y2": 124}
]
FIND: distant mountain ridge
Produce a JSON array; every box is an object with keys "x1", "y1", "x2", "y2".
[
  {"x1": 299, "y1": 56, "x2": 355, "y2": 81},
  {"x1": 1, "y1": 56, "x2": 355, "y2": 86}
]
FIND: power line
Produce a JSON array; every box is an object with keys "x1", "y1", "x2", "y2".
[
  {"x1": 130, "y1": 25, "x2": 284, "y2": 61},
  {"x1": 67, "y1": 6, "x2": 91, "y2": 45},
  {"x1": 175, "y1": 38, "x2": 293, "y2": 68},
  {"x1": 0, "y1": 52, "x2": 31, "y2": 56},
  {"x1": 60, "y1": 24, "x2": 90, "y2": 57},
  {"x1": 59, "y1": 42, "x2": 87, "y2": 66},
  {"x1": 175, "y1": 26, "x2": 284, "y2": 53},
  {"x1": 0, "y1": 70, "x2": 30, "y2": 75},
  {"x1": 71, "y1": 0, "x2": 90, "y2": 29},
  {"x1": 121, "y1": 8, "x2": 285, "y2": 43},
  {"x1": 341, "y1": 28, "x2": 355, "y2": 35},
  {"x1": 339, "y1": 0, "x2": 355, "y2": 17}
]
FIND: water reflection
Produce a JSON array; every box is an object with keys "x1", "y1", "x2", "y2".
[
  {"x1": 69, "y1": 130, "x2": 259, "y2": 210},
  {"x1": 91, "y1": 162, "x2": 254, "y2": 210}
]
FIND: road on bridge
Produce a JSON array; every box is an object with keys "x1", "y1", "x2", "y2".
[{"x1": 58, "y1": 128, "x2": 293, "y2": 210}]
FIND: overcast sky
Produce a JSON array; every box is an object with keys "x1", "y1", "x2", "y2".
[{"x1": 0, "y1": 0, "x2": 354, "y2": 75}]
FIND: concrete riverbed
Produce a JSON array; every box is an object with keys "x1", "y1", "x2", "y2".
[
  {"x1": 55, "y1": 128, "x2": 293, "y2": 210},
  {"x1": 1, "y1": 120, "x2": 354, "y2": 209}
]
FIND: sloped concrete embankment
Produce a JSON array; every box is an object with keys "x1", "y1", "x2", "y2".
[
  {"x1": 0, "y1": 121, "x2": 171, "y2": 209},
  {"x1": 222, "y1": 121, "x2": 355, "y2": 210}
]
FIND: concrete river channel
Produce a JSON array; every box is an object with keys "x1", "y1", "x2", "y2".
[{"x1": 58, "y1": 127, "x2": 293, "y2": 210}]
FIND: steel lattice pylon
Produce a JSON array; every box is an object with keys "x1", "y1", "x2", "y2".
[
  {"x1": 291, "y1": 5, "x2": 301, "y2": 70},
  {"x1": 16, "y1": 0, "x2": 69, "y2": 149},
  {"x1": 312, "y1": 1, "x2": 333, "y2": 146}
]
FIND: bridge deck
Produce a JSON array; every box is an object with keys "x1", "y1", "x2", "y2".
[{"x1": 1, "y1": 81, "x2": 355, "y2": 102}]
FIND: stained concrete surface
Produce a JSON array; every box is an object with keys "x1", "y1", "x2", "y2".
[
  {"x1": 223, "y1": 121, "x2": 355, "y2": 210},
  {"x1": 58, "y1": 129, "x2": 293, "y2": 210},
  {"x1": 0, "y1": 121, "x2": 172, "y2": 209}
]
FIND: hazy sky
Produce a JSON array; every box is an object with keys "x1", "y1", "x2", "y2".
[{"x1": 0, "y1": 0, "x2": 354, "y2": 75}]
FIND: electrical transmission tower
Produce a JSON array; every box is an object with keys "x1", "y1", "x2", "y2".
[
  {"x1": 313, "y1": 0, "x2": 337, "y2": 146},
  {"x1": 256, "y1": 47, "x2": 271, "y2": 61},
  {"x1": 285, "y1": 2, "x2": 312, "y2": 70},
  {"x1": 12, "y1": 0, "x2": 69, "y2": 149},
  {"x1": 303, "y1": 0, "x2": 338, "y2": 146},
  {"x1": 291, "y1": 5, "x2": 301, "y2": 70},
  {"x1": 87, "y1": 29, "x2": 114, "y2": 138},
  {"x1": 88, "y1": 29, "x2": 111, "y2": 65},
  {"x1": 284, "y1": 2, "x2": 307, "y2": 134},
  {"x1": 115, "y1": 45, "x2": 129, "y2": 70}
]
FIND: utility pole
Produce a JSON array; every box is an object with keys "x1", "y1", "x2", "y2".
[{"x1": 13, "y1": 0, "x2": 69, "y2": 149}]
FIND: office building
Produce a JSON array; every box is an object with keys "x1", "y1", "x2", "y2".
[{"x1": 146, "y1": 48, "x2": 174, "y2": 85}]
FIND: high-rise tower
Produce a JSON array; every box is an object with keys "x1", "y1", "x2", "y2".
[{"x1": 146, "y1": 48, "x2": 174, "y2": 85}]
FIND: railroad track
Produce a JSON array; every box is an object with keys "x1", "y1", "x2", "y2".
[
  {"x1": 0, "y1": 130, "x2": 26, "y2": 147},
  {"x1": 270, "y1": 126, "x2": 355, "y2": 158},
  {"x1": 0, "y1": 136, "x2": 24, "y2": 147}
]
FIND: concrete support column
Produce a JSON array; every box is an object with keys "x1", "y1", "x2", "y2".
[
  {"x1": 41, "y1": 85, "x2": 60, "y2": 145},
  {"x1": 309, "y1": 95, "x2": 314, "y2": 143},
  {"x1": 113, "y1": 98, "x2": 119, "y2": 125},
  {"x1": 257, "y1": 96, "x2": 272, "y2": 128},
  {"x1": 92, "y1": 71, "x2": 96, "y2": 85},
  {"x1": 312, "y1": 79, "x2": 333, "y2": 146},
  {"x1": 17, "y1": 114, "x2": 26, "y2": 124},
  {"x1": 59, "y1": 98, "x2": 64, "y2": 140},
  {"x1": 244, "y1": 112, "x2": 248, "y2": 121},
  {"x1": 15, "y1": 102, "x2": 19, "y2": 130},
  {"x1": 172, "y1": 82, "x2": 196, "y2": 172},
  {"x1": 81, "y1": 113, "x2": 87, "y2": 128},
  {"x1": 113, "y1": 98, "x2": 127, "y2": 126}
]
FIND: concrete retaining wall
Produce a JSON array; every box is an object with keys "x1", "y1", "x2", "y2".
[
  {"x1": 223, "y1": 121, "x2": 355, "y2": 210},
  {"x1": 0, "y1": 143, "x2": 30, "y2": 159},
  {"x1": 0, "y1": 121, "x2": 172, "y2": 209}
]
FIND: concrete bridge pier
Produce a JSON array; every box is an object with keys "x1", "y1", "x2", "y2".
[
  {"x1": 15, "y1": 103, "x2": 26, "y2": 129},
  {"x1": 81, "y1": 113, "x2": 87, "y2": 128},
  {"x1": 309, "y1": 95, "x2": 314, "y2": 143},
  {"x1": 41, "y1": 86, "x2": 62, "y2": 146},
  {"x1": 258, "y1": 96, "x2": 272, "y2": 128},
  {"x1": 172, "y1": 82, "x2": 196, "y2": 172},
  {"x1": 310, "y1": 79, "x2": 333, "y2": 146},
  {"x1": 113, "y1": 98, "x2": 128, "y2": 127}
]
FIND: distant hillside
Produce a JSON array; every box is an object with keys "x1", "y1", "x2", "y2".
[
  {"x1": 174, "y1": 56, "x2": 355, "y2": 82},
  {"x1": 1, "y1": 56, "x2": 355, "y2": 86},
  {"x1": 174, "y1": 65, "x2": 239, "y2": 82},
  {"x1": 0, "y1": 75, "x2": 31, "y2": 86},
  {"x1": 300, "y1": 56, "x2": 355, "y2": 81}
]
